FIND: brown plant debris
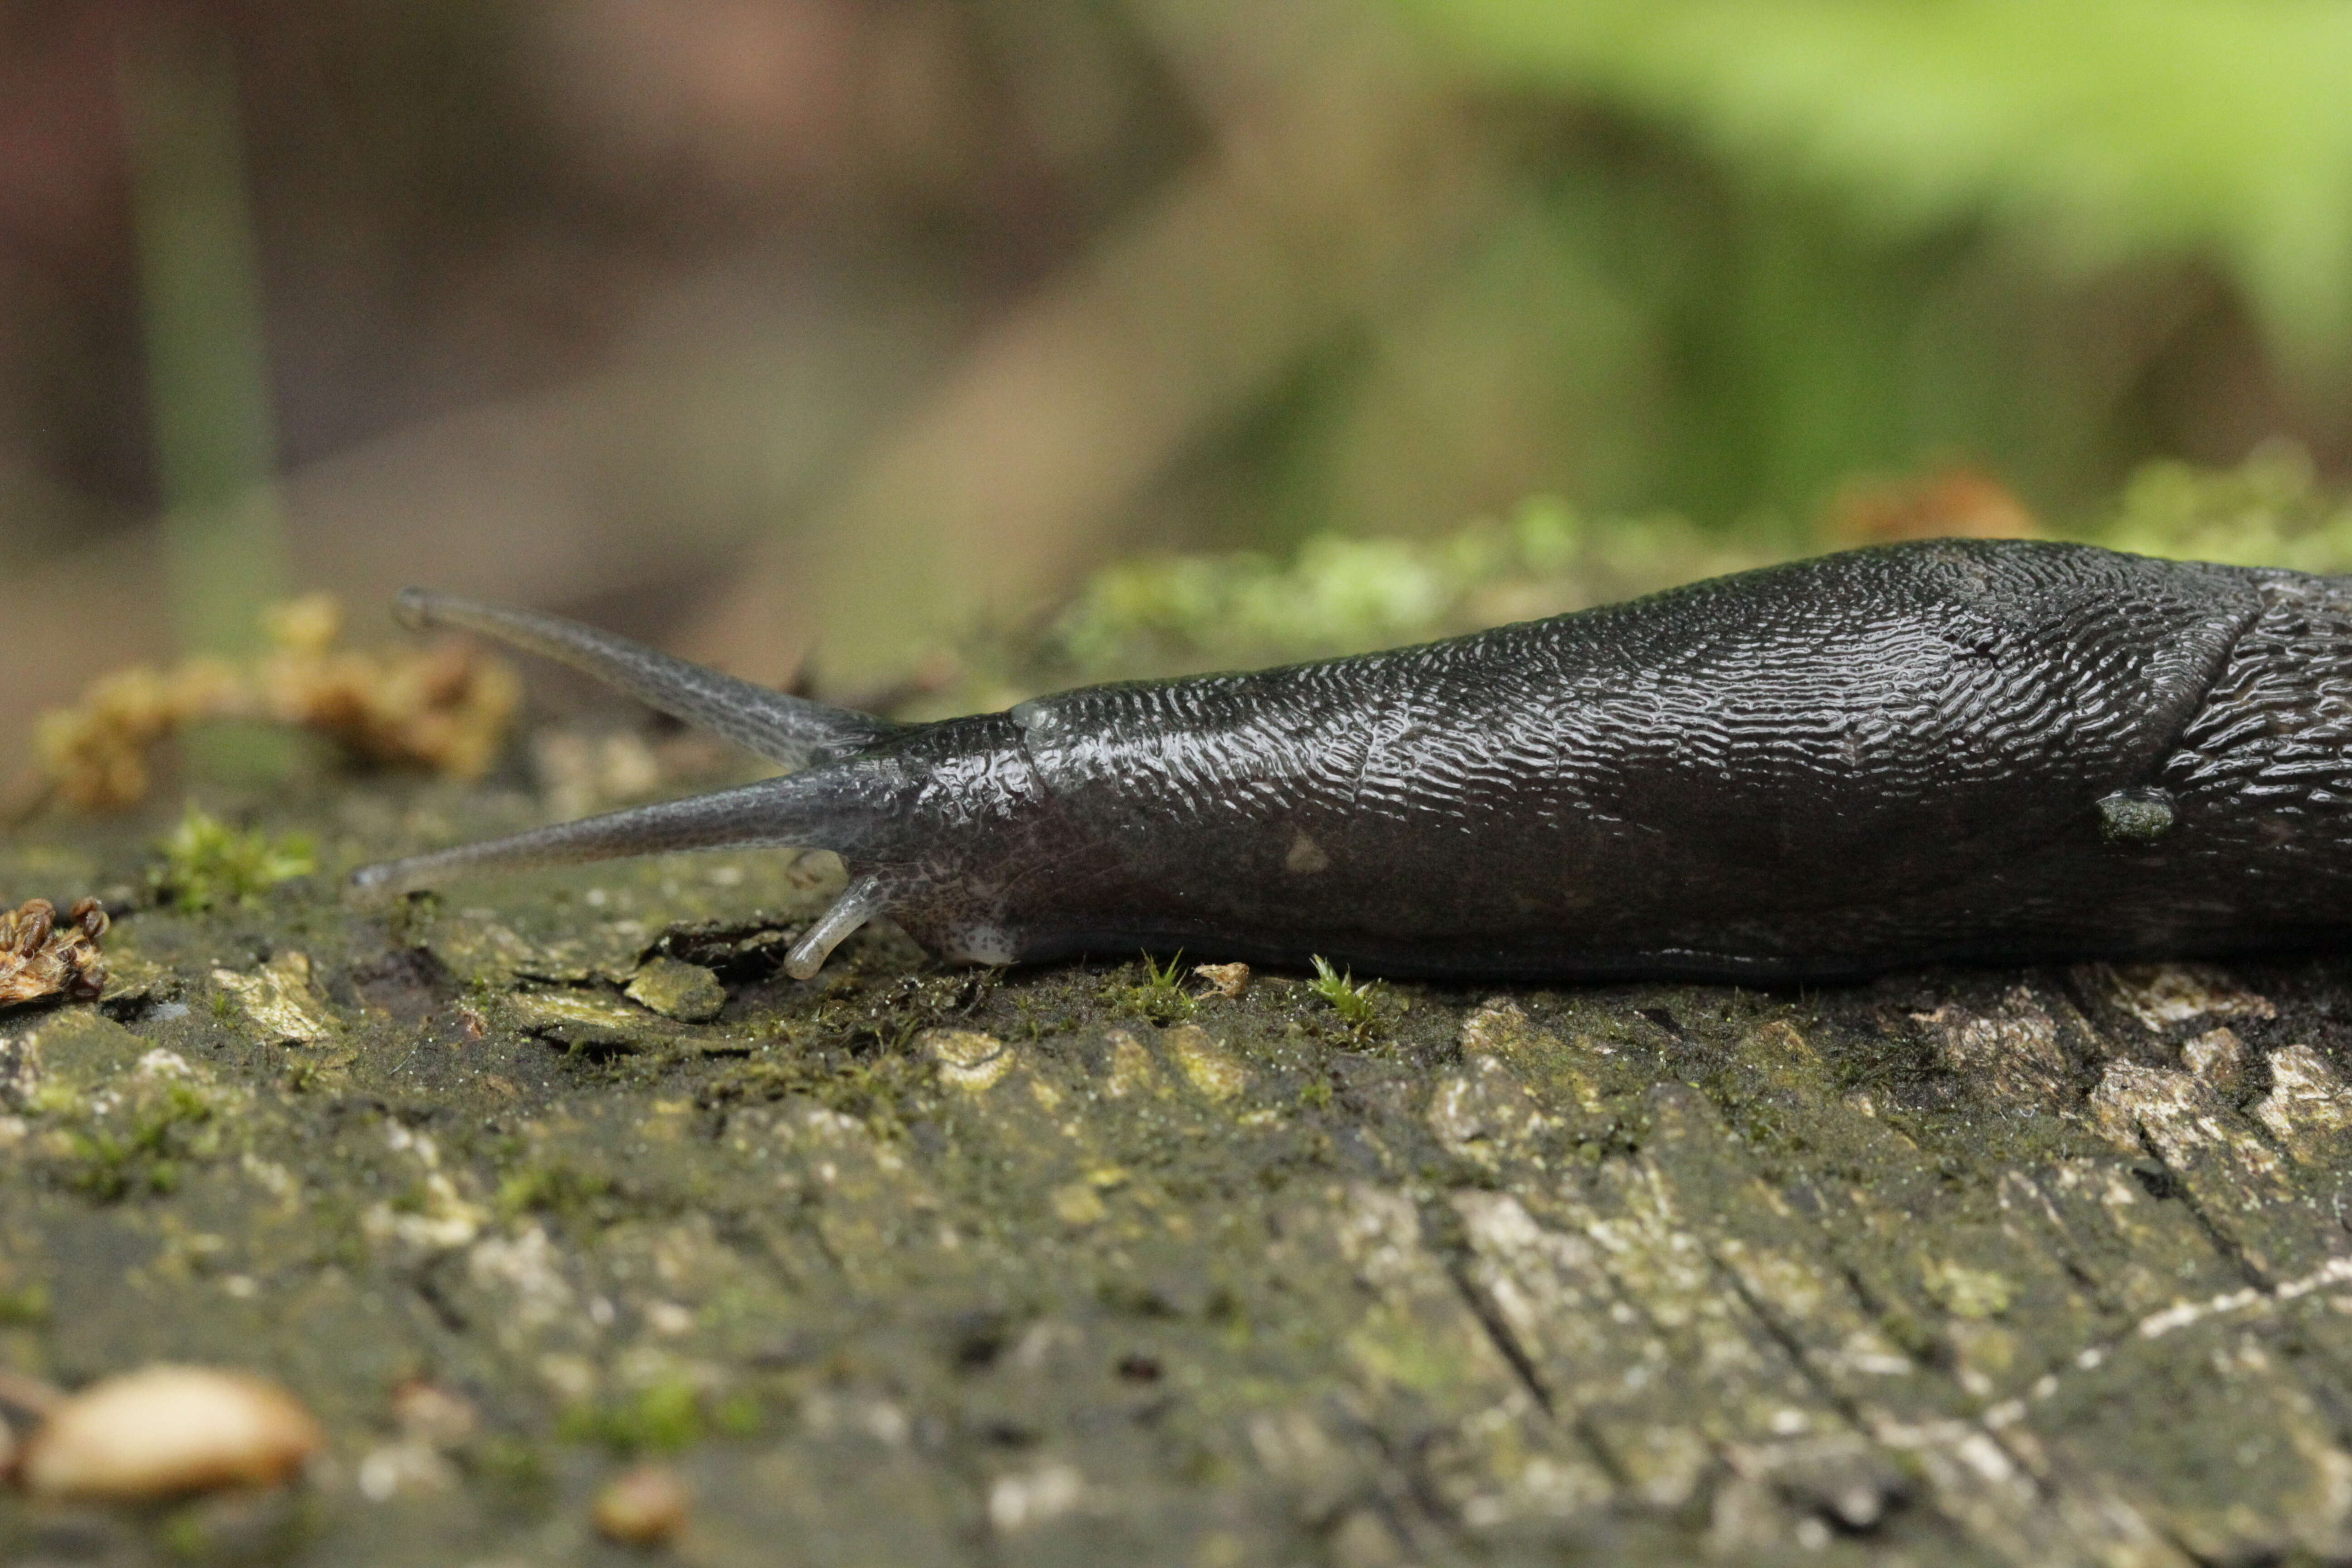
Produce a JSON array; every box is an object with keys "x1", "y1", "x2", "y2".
[
  {"x1": 0, "y1": 897, "x2": 107, "y2": 1009},
  {"x1": 1193, "y1": 961, "x2": 1251, "y2": 998},
  {"x1": 34, "y1": 593, "x2": 521, "y2": 811},
  {"x1": 1823, "y1": 465, "x2": 2041, "y2": 546}
]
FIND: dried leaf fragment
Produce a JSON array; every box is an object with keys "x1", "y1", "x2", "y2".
[
  {"x1": 257, "y1": 593, "x2": 521, "y2": 781},
  {"x1": 0, "y1": 898, "x2": 108, "y2": 1011},
  {"x1": 1193, "y1": 961, "x2": 1250, "y2": 998}
]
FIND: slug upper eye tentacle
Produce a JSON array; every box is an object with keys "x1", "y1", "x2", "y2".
[{"x1": 394, "y1": 588, "x2": 897, "y2": 769}]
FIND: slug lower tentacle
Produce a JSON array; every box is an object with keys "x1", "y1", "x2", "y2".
[
  {"x1": 353, "y1": 540, "x2": 2352, "y2": 981},
  {"x1": 349, "y1": 770, "x2": 880, "y2": 898}
]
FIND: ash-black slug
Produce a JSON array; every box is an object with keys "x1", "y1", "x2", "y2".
[{"x1": 351, "y1": 539, "x2": 2352, "y2": 982}]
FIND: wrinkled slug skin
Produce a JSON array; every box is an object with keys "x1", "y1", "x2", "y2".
[{"x1": 851, "y1": 540, "x2": 2352, "y2": 979}]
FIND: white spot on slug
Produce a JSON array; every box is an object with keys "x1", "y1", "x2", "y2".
[
  {"x1": 944, "y1": 923, "x2": 1018, "y2": 966},
  {"x1": 1284, "y1": 831, "x2": 1330, "y2": 875}
]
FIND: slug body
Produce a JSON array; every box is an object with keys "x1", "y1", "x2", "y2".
[{"x1": 353, "y1": 540, "x2": 2352, "y2": 981}]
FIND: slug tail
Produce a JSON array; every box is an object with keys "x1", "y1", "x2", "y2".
[
  {"x1": 350, "y1": 772, "x2": 871, "y2": 899},
  {"x1": 394, "y1": 588, "x2": 897, "y2": 768}
]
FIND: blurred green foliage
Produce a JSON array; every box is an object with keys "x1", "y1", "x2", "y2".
[
  {"x1": 967, "y1": 450, "x2": 2350, "y2": 700},
  {"x1": 1044, "y1": 495, "x2": 1778, "y2": 678},
  {"x1": 2094, "y1": 443, "x2": 2352, "y2": 570},
  {"x1": 1405, "y1": 0, "x2": 2352, "y2": 349},
  {"x1": 122, "y1": 13, "x2": 290, "y2": 658},
  {"x1": 1291, "y1": 0, "x2": 2352, "y2": 535},
  {"x1": 14, "y1": 0, "x2": 2347, "y2": 722}
]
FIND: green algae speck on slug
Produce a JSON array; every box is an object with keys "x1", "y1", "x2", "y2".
[{"x1": 355, "y1": 542, "x2": 2352, "y2": 983}]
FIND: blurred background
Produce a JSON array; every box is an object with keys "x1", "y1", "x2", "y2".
[{"x1": 5, "y1": 0, "x2": 2352, "y2": 774}]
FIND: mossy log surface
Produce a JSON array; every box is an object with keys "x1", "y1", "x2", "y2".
[{"x1": 11, "y1": 779, "x2": 2352, "y2": 1567}]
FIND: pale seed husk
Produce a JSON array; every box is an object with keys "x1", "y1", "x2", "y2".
[
  {"x1": 19, "y1": 1365, "x2": 322, "y2": 1500},
  {"x1": 592, "y1": 1462, "x2": 690, "y2": 1545}
]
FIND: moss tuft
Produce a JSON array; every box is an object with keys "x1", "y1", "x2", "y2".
[
  {"x1": 559, "y1": 1376, "x2": 708, "y2": 1455},
  {"x1": 151, "y1": 804, "x2": 315, "y2": 912},
  {"x1": 495, "y1": 1161, "x2": 617, "y2": 1228},
  {"x1": 1103, "y1": 951, "x2": 1196, "y2": 1026},
  {"x1": 60, "y1": 1081, "x2": 219, "y2": 1202},
  {"x1": 1309, "y1": 955, "x2": 1380, "y2": 1036}
]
